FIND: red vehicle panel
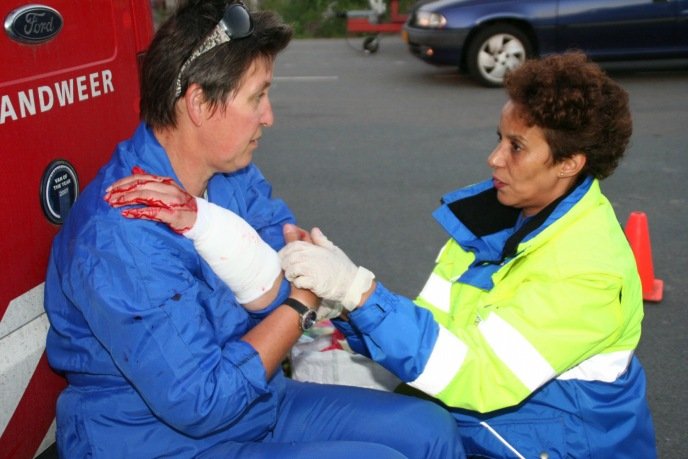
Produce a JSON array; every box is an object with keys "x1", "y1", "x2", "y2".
[{"x1": 0, "y1": 2, "x2": 153, "y2": 457}]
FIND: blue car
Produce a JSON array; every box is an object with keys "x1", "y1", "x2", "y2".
[{"x1": 403, "y1": 0, "x2": 688, "y2": 86}]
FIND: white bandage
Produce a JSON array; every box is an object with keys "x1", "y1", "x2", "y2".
[{"x1": 184, "y1": 198, "x2": 281, "y2": 307}]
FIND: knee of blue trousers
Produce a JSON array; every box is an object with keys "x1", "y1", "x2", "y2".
[
  {"x1": 424, "y1": 405, "x2": 466, "y2": 459},
  {"x1": 391, "y1": 397, "x2": 466, "y2": 459}
]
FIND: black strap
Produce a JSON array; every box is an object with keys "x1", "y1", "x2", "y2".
[{"x1": 283, "y1": 297, "x2": 310, "y2": 314}]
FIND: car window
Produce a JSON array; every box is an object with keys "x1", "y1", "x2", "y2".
[{"x1": 556, "y1": 0, "x2": 678, "y2": 57}]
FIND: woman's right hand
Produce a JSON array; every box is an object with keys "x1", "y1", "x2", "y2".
[
  {"x1": 280, "y1": 227, "x2": 375, "y2": 311},
  {"x1": 283, "y1": 223, "x2": 320, "y2": 309},
  {"x1": 104, "y1": 166, "x2": 198, "y2": 234}
]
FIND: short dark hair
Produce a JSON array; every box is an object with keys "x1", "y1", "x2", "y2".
[
  {"x1": 140, "y1": 0, "x2": 292, "y2": 129},
  {"x1": 504, "y1": 51, "x2": 632, "y2": 179}
]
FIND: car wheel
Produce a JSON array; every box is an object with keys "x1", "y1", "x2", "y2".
[{"x1": 466, "y1": 24, "x2": 533, "y2": 87}]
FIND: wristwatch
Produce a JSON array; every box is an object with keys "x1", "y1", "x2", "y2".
[{"x1": 283, "y1": 298, "x2": 317, "y2": 331}]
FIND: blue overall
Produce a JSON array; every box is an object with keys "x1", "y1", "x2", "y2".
[{"x1": 44, "y1": 123, "x2": 464, "y2": 458}]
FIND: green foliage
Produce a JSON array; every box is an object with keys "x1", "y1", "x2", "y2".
[
  {"x1": 150, "y1": 1, "x2": 416, "y2": 37},
  {"x1": 259, "y1": 0, "x2": 415, "y2": 38},
  {"x1": 258, "y1": 0, "x2": 349, "y2": 37}
]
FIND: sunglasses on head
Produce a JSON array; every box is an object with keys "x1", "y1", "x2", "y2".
[{"x1": 174, "y1": 2, "x2": 254, "y2": 98}]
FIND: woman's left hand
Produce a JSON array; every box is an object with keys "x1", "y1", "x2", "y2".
[
  {"x1": 279, "y1": 227, "x2": 375, "y2": 310},
  {"x1": 104, "y1": 166, "x2": 197, "y2": 234}
]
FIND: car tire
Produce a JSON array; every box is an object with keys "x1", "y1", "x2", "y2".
[{"x1": 466, "y1": 24, "x2": 533, "y2": 87}]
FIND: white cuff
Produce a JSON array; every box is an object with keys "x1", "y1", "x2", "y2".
[{"x1": 342, "y1": 266, "x2": 375, "y2": 311}]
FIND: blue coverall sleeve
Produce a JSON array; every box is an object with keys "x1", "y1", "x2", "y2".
[
  {"x1": 212, "y1": 164, "x2": 295, "y2": 252},
  {"x1": 330, "y1": 320, "x2": 371, "y2": 357},
  {"x1": 336, "y1": 282, "x2": 440, "y2": 381},
  {"x1": 64, "y1": 212, "x2": 281, "y2": 439}
]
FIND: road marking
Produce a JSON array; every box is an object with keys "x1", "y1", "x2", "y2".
[{"x1": 274, "y1": 76, "x2": 339, "y2": 82}]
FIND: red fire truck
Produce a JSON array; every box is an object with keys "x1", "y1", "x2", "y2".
[{"x1": 0, "y1": 2, "x2": 154, "y2": 457}]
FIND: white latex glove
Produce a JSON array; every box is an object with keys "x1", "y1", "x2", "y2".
[
  {"x1": 185, "y1": 198, "x2": 281, "y2": 308},
  {"x1": 317, "y1": 299, "x2": 345, "y2": 321},
  {"x1": 279, "y1": 228, "x2": 374, "y2": 311}
]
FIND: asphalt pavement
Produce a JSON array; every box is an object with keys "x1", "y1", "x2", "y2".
[{"x1": 256, "y1": 36, "x2": 688, "y2": 458}]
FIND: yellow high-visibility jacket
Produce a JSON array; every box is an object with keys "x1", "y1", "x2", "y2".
[{"x1": 337, "y1": 176, "x2": 656, "y2": 458}]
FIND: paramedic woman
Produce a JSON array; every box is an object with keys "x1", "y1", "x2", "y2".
[{"x1": 281, "y1": 51, "x2": 658, "y2": 458}]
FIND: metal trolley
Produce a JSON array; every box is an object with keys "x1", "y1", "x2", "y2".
[{"x1": 340, "y1": 0, "x2": 408, "y2": 53}]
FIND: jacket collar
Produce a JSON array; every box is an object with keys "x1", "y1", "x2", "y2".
[
  {"x1": 432, "y1": 176, "x2": 594, "y2": 289},
  {"x1": 120, "y1": 123, "x2": 181, "y2": 182},
  {"x1": 120, "y1": 123, "x2": 243, "y2": 205}
]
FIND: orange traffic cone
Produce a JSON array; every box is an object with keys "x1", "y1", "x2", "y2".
[{"x1": 624, "y1": 211, "x2": 663, "y2": 302}]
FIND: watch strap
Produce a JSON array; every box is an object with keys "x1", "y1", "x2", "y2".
[
  {"x1": 283, "y1": 297, "x2": 316, "y2": 331},
  {"x1": 283, "y1": 297, "x2": 310, "y2": 314}
]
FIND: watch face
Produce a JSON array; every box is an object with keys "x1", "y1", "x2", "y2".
[{"x1": 302, "y1": 310, "x2": 318, "y2": 330}]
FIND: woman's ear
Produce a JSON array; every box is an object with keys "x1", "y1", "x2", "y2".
[
  {"x1": 183, "y1": 83, "x2": 206, "y2": 126},
  {"x1": 559, "y1": 153, "x2": 587, "y2": 178}
]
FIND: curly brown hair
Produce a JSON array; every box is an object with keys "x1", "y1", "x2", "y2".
[{"x1": 503, "y1": 51, "x2": 632, "y2": 179}]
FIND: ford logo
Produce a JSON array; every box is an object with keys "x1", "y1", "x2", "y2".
[{"x1": 4, "y1": 4, "x2": 63, "y2": 44}]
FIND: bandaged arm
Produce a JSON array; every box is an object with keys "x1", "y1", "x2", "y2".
[{"x1": 183, "y1": 198, "x2": 281, "y2": 309}]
